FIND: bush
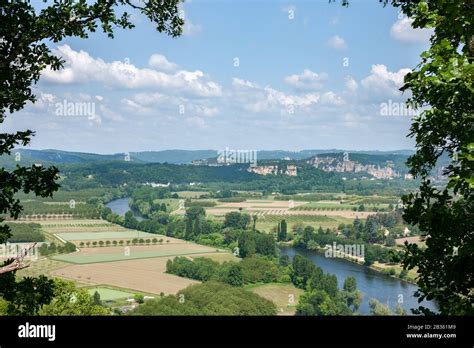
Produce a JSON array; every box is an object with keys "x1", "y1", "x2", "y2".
[
  {"x1": 6, "y1": 223, "x2": 44, "y2": 242},
  {"x1": 130, "y1": 282, "x2": 276, "y2": 316}
]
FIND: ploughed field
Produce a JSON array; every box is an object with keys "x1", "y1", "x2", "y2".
[
  {"x1": 37, "y1": 218, "x2": 233, "y2": 295},
  {"x1": 51, "y1": 256, "x2": 201, "y2": 295}
]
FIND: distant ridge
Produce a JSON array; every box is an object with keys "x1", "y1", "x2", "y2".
[{"x1": 0, "y1": 148, "x2": 416, "y2": 167}]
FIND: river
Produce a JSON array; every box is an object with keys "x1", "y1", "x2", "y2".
[
  {"x1": 279, "y1": 246, "x2": 438, "y2": 315},
  {"x1": 106, "y1": 198, "x2": 437, "y2": 315},
  {"x1": 105, "y1": 198, "x2": 143, "y2": 221}
]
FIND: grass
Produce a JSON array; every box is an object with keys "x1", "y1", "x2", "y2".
[
  {"x1": 246, "y1": 283, "x2": 304, "y2": 315},
  {"x1": 173, "y1": 191, "x2": 209, "y2": 198},
  {"x1": 191, "y1": 253, "x2": 239, "y2": 263},
  {"x1": 16, "y1": 258, "x2": 69, "y2": 279},
  {"x1": 86, "y1": 287, "x2": 135, "y2": 301},
  {"x1": 372, "y1": 262, "x2": 419, "y2": 283},
  {"x1": 256, "y1": 215, "x2": 352, "y2": 232},
  {"x1": 56, "y1": 230, "x2": 158, "y2": 241},
  {"x1": 39, "y1": 219, "x2": 109, "y2": 226},
  {"x1": 52, "y1": 248, "x2": 220, "y2": 264}
]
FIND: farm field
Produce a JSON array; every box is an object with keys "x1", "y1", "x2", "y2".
[
  {"x1": 86, "y1": 287, "x2": 135, "y2": 301},
  {"x1": 51, "y1": 255, "x2": 209, "y2": 295},
  {"x1": 52, "y1": 243, "x2": 223, "y2": 264},
  {"x1": 39, "y1": 219, "x2": 109, "y2": 228},
  {"x1": 56, "y1": 230, "x2": 160, "y2": 241},
  {"x1": 38, "y1": 219, "x2": 188, "y2": 246},
  {"x1": 292, "y1": 201, "x2": 390, "y2": 211},
  {"x1": 16, "y1": 258, "x2": 70, "y2": 279},
  {"x1": 246, "y1": 283, "x2": 303, "y2": 316},
  {"x1": 174, "y1": 198, "x2": 374, "y2": 221},
  {"x1": 174, "y1": 191, "x2": 209, "y2": 198},
  {"x1": 395, "y1": 236, "x2": 424, "y2": 246},
  {"x1": 169, "y1": 197, "x2": 373, "y2": 232},
  {"x1": 256, "y1": 215, "x2": 353, "y2": 232}
]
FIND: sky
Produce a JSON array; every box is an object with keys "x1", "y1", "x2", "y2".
[{"x1": 4, "y1": 0, "x2": 434, "y2": 154}]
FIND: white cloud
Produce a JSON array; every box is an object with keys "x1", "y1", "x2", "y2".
[
  {"x1": 361, "y1": 64, "x2": 411, "y2": 97},
  {"x1": 148, "y1": 54, "x2": 178, "y2": 72},
  {"x1": 183, "y1": 20, "x2": 202, "y2": 36},
  {"x1": 42, "y1": 45, "x2": 221, "y2": 97},
  {"x1": 345, "y1": 76, "x2": 358, "y2": 91},
  {"x1": 186, "y1": 116, "x2": 207, "y2": 128},
  {"x1": 390, "y1": 17, "x2": 433, "y2": 44},
  {"x1": 320, "y1": 92, "x2": 345, "y2": 106},
  {"x1": 99, "y1": 105, "x2": 124, "y2": 122},
  {"x1": 179, "y1": 7, "x2": 202, "y2": 36},
  {"x1": 232, "y1": 78, "x2": 258, "y2": 89},
  {"x1": 231, "y1": 77, "x2": 329, "y2": 114},
  {"x1": 122, "y1": 92, "x2": 219, "y2": 117},
  {"x1": 327, "y1": 35, "x2": 347, "y2": 50},
  {"x1": 284, "y1": 69, "x2": 328, "y2": 90}
]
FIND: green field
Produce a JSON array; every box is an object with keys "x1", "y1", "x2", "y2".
[
  {"x1": 87, "y1": 287, "x2": 135, "y2": 301},
  {"x1": 173, "y1": 191, "x2": 209, "y2": 198},
  {"x1": 53, "y1": 248, "x2": 219, "y2": 264},
  {"x1": 256, "y1": 215, "x2": 352, "y2": 232},
  {"x1": 246, "y1": 283, "x2": 304, "y2": 315},
  {"x1": 56, "y1": 230, "x2": 158, "y2": 241}
]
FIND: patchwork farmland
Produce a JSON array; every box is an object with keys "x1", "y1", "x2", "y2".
[
  {"x1": 30, "y1": 218, "x2": 233, "y2": 295},
  {"x1": 51, "y1": 257, "x2": 201, "y2": 295},
  {"x1": 52, "y1": 244, "x2": 221, "y2": 264},
  {"x1": 171, "y1": 198, "x2": 371, "y2": 233}
]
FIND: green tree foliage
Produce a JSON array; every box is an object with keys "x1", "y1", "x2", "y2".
[
  {"x1": 292, "y1": 254, "x2": 359, "y2": 316},
  {"x1": 130, "y1": 282, "x2": 277, "y2": 316},
  {"x1": 184, "y1": 206, "x2": 206, "y2": 239},
  {"x1": 296, "y1": 290, "x2": 351, "y2": 316},
  {"x1": 224, "y1": 211, "x2": 251, "y2": 230},
  {"x1": 0, "y1": 0, "x2": 183, "y2": 314},
  {"x1": 368, "y1": 298, "x2": 391, "y2": 316},
  {"x1": 278, "y1": 219, "x2": 287, "y2": 241},
  {"x1": 341, "y1": 276, "x2": 363, "y2": 312},
  {"x1": 40, "y1": 279, "x2": 109, "y2": 315},
  {"x1": 124, "y1": 211, "x2": 139, "y2": 229},
  {"x1": 0, "y1": 273, "x2": 55, "y2": 315},
  {"x1": 92, "y1": 291, "x2": 101, "y2": 306},
  {"x1": 166, "y1": 255, "x2": 284, "y2": 285},
  {"x1": 338, "y1": 0, "x2": 474, "y2": 315},
  {"x1": 291, "y1": 255, "x2": 316, "y2": 288},
  {"x1": 384, "y1": 0, "x2": 474, "y2": 315},
  {"x1": 237, "y1": 231, "x2": 257, "y2": 258},
  {"x1": 224, "y1": 263, "x2": 244, "y2": 287},
  {"x1": 5, "y1": 223, "x2": 44, "y2": 242},
  {"x1": 364, "y1": 248, "x2": 376, "y2": 266},
  {"x1": 134, "y1": 294, "x2": 145, "y2": 304}
]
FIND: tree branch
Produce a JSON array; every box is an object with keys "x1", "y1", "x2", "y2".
[{"x1": 0, "y1": 242, "x2": 37, "y2": 275}]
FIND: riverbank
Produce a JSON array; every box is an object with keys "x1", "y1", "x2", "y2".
[
  {"x1": 279, "y1": 246, "x2": 438, "y2": 314},
  {"x1": 278, "y1": 241, "x2": 418, "y2": 285}
]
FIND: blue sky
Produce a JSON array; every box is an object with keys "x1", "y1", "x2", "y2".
[{"x1": 5, "y1": 0, "x2": 434, "y2": 153}]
